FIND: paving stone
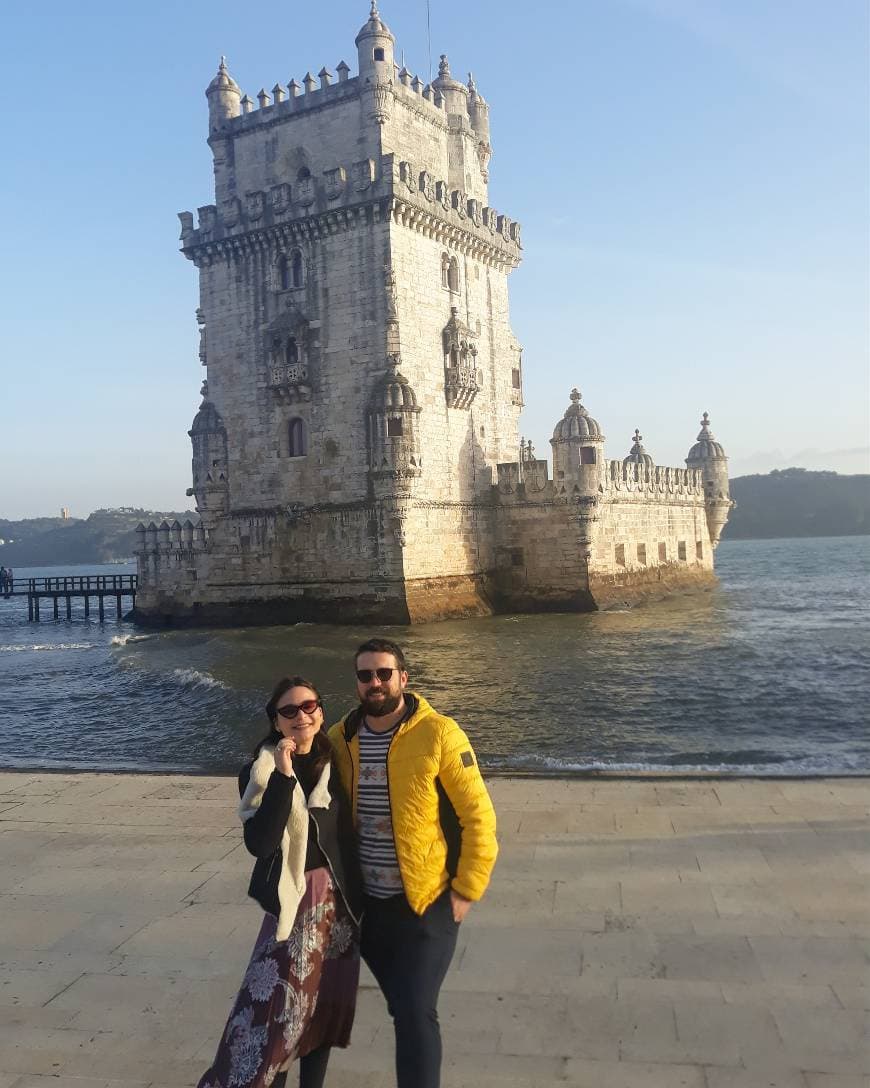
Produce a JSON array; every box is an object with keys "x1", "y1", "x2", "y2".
[{"x1": 0, "y1": 772, "x2": 868, "y2": 1086}]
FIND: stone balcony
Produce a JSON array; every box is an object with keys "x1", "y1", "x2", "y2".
[{"x1": 270, "y1": 362, "x2": 312, "y2": 403}]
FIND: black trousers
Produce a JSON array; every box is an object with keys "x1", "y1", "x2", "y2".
[
  {"x1": 361, "y1": 891, "x2": 460, "y2": 1088},
  {"x1": 270, "y1": 1044, "x2": 330, "y2": 1088}
]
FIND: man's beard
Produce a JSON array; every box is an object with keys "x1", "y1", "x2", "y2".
[{"x1": 361, "y1": 690, "x2": 402, "y2": 717}]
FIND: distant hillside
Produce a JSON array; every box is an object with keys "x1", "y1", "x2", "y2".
[
  {"x1": 0, "y1": 508, "x2": 199, "y2": 566},
  {"x1": 726, "y1": 469, "x2": 870, "y2": 539}
]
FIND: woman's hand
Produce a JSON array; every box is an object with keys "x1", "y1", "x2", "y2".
[{"x1": 274, "y1": 736, "x2": 296, "y2": 776}]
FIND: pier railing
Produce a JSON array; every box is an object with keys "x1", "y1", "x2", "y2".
[{"x1": 0, "y1": 574, "x2": 138, "y2": 621}]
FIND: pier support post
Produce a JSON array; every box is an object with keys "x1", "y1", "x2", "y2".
[
  {"x1": 116, "y1": 593, "x2": 122, "y2": 619},
  {"x1": 98, "y1": 596, "x2": 105, "y2": 623},
  {"x1": 66, "y1": 596, "x2": 72, "y2": 620},
  {"x1": 53, "y1": 598, "x2": 59, "y2": 620},
  {"x1": 34, "y1": 597, "x2": 40, "y2": 621},
  {"x1": 84, "y1": 596, "x2": 89, "y2": 618},
  {"x1": 28, "y1": 595, "x2": 34, "y2": 621}
]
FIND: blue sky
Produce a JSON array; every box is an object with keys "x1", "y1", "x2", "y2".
[{"x1": 1, "y1": 0, "x2": 867, "y2": 519}]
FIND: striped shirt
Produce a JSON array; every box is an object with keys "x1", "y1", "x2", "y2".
[{"x1": 357, "y1": 719, "x2": 404, "y2": 898}]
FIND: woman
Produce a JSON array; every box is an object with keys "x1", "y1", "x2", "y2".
[{"x1": 198, "y1": 677, "x2": 361, "y2": 1088}]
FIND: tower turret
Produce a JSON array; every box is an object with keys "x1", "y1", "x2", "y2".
[
  {"x1": 205, "y1": 57, "x2": 241, "y2": 133},
  {"x1": 355, "y1": 1, "x2": 395, "y2": 85},
  {"x1": 467, "y1": 73, "x2": 492, "y2": 180},
  {"x1": 686, "y1": 411, "x2": 732, "y2": 546},
  {"x1": 550, "y1": 389, "x2": 605, "y2": 494},
  {"x1": 187, "y1": 398, "x2": 229, "y2": 527},
  {"x1": 624, "y1": 428, "x2": 654, "y2": 470},
  {"x1": 432, "y1": 54, "x2": 468, "y2": 116}
]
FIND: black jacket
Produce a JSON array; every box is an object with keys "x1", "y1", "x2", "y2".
[{"x1": 238, "y1": 757, "x2": 362, "y2": 924}]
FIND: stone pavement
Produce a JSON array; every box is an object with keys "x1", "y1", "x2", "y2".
[{"x1": 0, "y1": 772, "x2": 867, "y2": 1088}]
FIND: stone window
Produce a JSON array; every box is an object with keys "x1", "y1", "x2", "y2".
[
  {"x1": 580, "y1": 447, "x2": 596, "y2": 465},
  {"x1": 441, "y1": 253, "x2": 450, "y2": 289},
  {"x1": 288, "y1": 417, "x2": 307, "y2": 458},
  {"x1": 296, "y1": 167, "x2": 311, "y2": 181},
  {"x1": 286, "y1": 337, "x2": 299, "y2": 366},
  {"x1": 448, "y1": 256, "x2": 460, "y2": 293},
  {"x1": 291, "y1": 250, "x2": 304, "y2": 288},
  {"x1": 511, "y1": 368, "x2": 521, "y2": 389},
  {"x1": 277, "y1": 251, "x2": 304, "y2": 290},
  {"x1": 637, "y1": 543, "x2": 647, "y2": 565},
  {"x1": 696, "y1": 540, "x2": 704, "y2": 560},
  {"x1": 373, "y1": 47, "x2": 385, "y2": 61},
  {"x1": 658, "y1": 542, "x2": 667, "y2": 562},
  {"x1": 615, "y1": 544, "x2": 626, "y2": 567},
  {"x1": 387, "y1": 417, "x2": 404, "y2": 437},
  {"x1": 678, "y1": 540, "x2": 687, "y2": 561},
  {"x1": 511, "y1": 548, "x2": 524, "y2": 567}
]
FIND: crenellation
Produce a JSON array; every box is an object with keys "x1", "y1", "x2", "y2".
[{"x1": 137, "y1": 4, "x2": 730, "y2": 627}]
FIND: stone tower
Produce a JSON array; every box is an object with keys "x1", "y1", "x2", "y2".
[
  {"x1": 686, "y1": 412, "x2": 733, "y2": 546},
  {"x1": 135, "y1": 4, "x2": 732, "y2": 626},
  {"x1": 135, "y1": 4, "x2": 523, "y2": 625}
]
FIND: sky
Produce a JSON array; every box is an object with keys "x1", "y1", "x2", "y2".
[{"x1": 1, "y1": 0, "x2": 867, "y2": 520}]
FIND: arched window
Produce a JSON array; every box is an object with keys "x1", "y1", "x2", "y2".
[
  {"x1": 296, "y1": 167, "x2": 311, "y2": 181},
  {"x1": 288, "y1": 418, "x2": 307, "y2": 458},
  {"x1": 286, "y1": 337, "x2": 299, "y2": 366},
  {"x1": 441, "y1": 253, "x2": 450, "y2": 289},
  {"x1": 291, "y1": 250, "x2": 304, "y2": 288},
  {"x1": 448, "y1": 256, "x2": 460, "y2": 293},
  {"x1": 278, "y1": 256, "x2": 291, "y2": 291}
]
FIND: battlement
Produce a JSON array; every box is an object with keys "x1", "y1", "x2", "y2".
[
  {"x1": 605, "y1": 460, "x2": 705, "y2": 497},
  {"x1": 135, "y1": 520, "x2": 208, "y2": 558},
  {"x1": 177, "y1": 151, "x2": 520, "y2": 269},
  {"x1": 212, "y1": 63, "x2": 361, "y2": 137},
  {"x1": 493, "y1": 457, "x2": 706, "y2": 505}
]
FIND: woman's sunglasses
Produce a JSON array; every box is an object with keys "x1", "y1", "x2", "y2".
[
  {"x1": 275, "y1": 699, "x2": 321, "y2": 720},
  {"x1": 356, "y1": 667, "x2": 398, "y2": 683}
]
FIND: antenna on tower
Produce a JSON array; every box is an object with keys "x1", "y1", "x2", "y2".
[{"x1": 426, "y1": 0, "x2": 432, "y2": 81}]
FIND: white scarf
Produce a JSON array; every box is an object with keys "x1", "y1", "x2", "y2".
[{"x1": 238, "y1": 745, "x2": 332, "y2": 940}]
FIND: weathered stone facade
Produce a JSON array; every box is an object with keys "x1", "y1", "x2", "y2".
[{"x1": 135, "y1": 5, "x2": 732, "y2": 626}]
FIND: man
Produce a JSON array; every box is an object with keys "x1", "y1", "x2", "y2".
[{"x1": 328, "y1": 637, "x2": 497, "y2": 1088}]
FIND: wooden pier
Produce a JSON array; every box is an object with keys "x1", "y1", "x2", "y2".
[{"x1": 2, "y1": 575, "x2": 138, "y2": 622}]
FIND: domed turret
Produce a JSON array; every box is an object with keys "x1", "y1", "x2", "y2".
[
  {"x1": 189, "y1": 399, "x2": 224, "y2": 436},
  {"x1": 356, "y1": 1, "x2": 395, "y2": 85},
  {"x1": 686, "y1": 412, "x2": 732, "y2": 547},
  {"x1": 624, "y1": 428, "x2": 654, "y2": 469},
  {"x1": 188, "y1": 398, "x2": 229, "y2": 521},
  {"x1": 432, "y1": 54, "x2": 468, "y2": 115},
  {"x1": 206, "y1": 57, "x2": 241, "y2": 133},
  {"x1": 686, "y1": 411, "x2": 727, "y2": 463},
  {"x1": 367, "y1": 358, "x2": 422, "y2": 486},
  {"x1": 550, "y1": 388, "x2": 605, "y2": 493},
  {"x1": 551, "y1": 388, "x2": 603, "y2": 443}
]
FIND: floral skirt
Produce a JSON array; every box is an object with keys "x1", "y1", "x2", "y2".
[{"x1": 198, "y1": 867, "x2": 360, "y2": 1088}]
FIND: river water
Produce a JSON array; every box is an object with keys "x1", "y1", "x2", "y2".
[{"x1": 1, "y1": 536, "x2": 867, "y2": 775}]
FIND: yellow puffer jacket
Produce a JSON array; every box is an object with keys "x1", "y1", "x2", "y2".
[{"x1": 327, "y1": 693, "x2": 498, "y2": 915}]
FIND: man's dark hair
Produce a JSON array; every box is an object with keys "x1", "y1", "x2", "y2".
[{"x1": 355, "y1": 637, "x2": 406, "y2": 671}]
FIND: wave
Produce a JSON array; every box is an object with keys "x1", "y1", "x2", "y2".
[
  {"x1": 171, "y1": 667, "x2": 230, "y2": 690},
  {"x1": 484, "y1": 752, "x2": 870, "y2": 777},
  {"x1": 0, "y1": 642, "x2": 93, "y2": 653},
  {"x1": 110, "y1": 634, "x2": 152, "y2": 647}
]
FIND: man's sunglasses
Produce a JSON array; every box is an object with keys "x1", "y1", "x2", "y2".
[
  {"x1": 275, "y1": 700, "x2": 321, "y2": 720},
  {"x1": 356, "y1": 667, "x2": 398, "y2": 683}
]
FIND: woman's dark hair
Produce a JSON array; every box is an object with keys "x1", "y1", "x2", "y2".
[{"x1": 254, "y1": 675, "x2": 331, "y2": 778}]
